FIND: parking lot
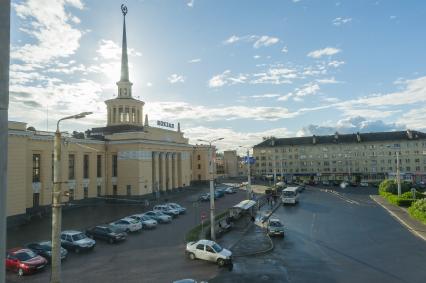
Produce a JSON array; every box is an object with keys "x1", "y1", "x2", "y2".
[{"x1": 6, "y1": 185, "x2": 246, "y2": 283}]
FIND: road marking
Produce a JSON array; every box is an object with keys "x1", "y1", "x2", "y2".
[{"x1": 321, "y1": 189, "x2": 360, "y2": 205}]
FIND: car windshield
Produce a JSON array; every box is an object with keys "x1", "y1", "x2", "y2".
[
  {"x1": 108, "y1": 226, "x2": 122, "y2": 233},
  {"x1": 212, "y1": 243, "x2": 223, "y2": 253},
  {"x1": 270, "y1": 221, "x2": 283, "y2": 227},
  {"x1": 283, "y1": 191, "x2": 295, "y2": 197},
  {"x1": 72, "y1": 233, "x2": 87, "y2": 241},
  {"x1": 39, "y1": 241, "x2": 52, "y2": 248},
  {"x1": 15, "y1": 250, "x2": 37, "y2": 261}
]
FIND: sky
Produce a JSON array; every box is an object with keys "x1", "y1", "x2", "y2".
[{"x1": 9, "y1": 0, "x2": 426, "y2": 153}]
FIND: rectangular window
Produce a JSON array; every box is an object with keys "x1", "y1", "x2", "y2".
[
  {"x1": 69, "y1": 189, "x2": 74, "y2": 201},
  {"x1": 112, "y1": 155, "x2": 118, "y2": 177},
  {"x1": 126, "y1": 185, "x2": 131, "y2": 196},
  {"x1": 198, "y1": 174, "x2": 201, "y2": 180},
  {"x1": 83, "y1": 154, "x2": 89, "y2": 179},
  {"x1": 32, "y1": 154, "x2": 41, "y2": 182},
  {"x1": 68, "y1": 154, "x2": 75, "y2": 180},
  {"x1": 113, "y1": 185, "x2": 117, "y2": 196},
  {"x1": 97, "y1": 185, "x2": 101, "y2": 196},
  {"x1": 198, "y1": 164, "x2": 201, "y2": 169},
  {"x1": 197, "y1": 155, "x2": 201, "y2": 161},
  {"x1": 97, "y1": 155, "x2": 102, "y2": 178}
]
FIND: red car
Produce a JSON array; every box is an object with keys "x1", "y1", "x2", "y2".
[{"x1": 6, "y1": 248, "x2": 47, "y2": 276}]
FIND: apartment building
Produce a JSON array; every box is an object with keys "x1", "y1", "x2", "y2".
[{"x1": 253, "y1": 131, "x2": 426, "y2": 183}]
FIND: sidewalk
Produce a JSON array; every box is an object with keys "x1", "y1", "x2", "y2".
[
  {"x1": 218, "y1": 200, "x2": 280, "y2": 257},
  {"x1": 370, "y1": 195, "x2": 426, "y2": 241}
]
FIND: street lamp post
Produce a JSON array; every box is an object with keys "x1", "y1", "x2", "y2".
[
  {"x1": 50, "y1": 112, "x2": 92, "y2": 283},
  {"x1": 197, "y1": 137, "x2": 223, "y2": 241},
  {"x1": 396, "y1": 151, "x2": 401, "y2": 196},
  {"x1": 239, "y1": 146, "x2": 252, "y2": 200}
]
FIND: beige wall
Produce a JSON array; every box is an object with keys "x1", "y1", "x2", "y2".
[{"x1": 6, "y1": 122, "x2": 211, "y2": 218}]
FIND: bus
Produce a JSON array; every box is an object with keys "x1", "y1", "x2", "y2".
[{"x1": 281, "y1": 187, "x2": 299, "y2": 205}]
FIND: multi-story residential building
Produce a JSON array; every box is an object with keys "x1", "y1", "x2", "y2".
[
  {"x1": 5, "y1": 10, "x2": 212, "y2": 223},
  {"x1": 253, "y1": 131, "x2": 426, "y2": 183}
]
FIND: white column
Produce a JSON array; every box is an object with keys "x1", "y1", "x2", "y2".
[
  {"x1": 166, "y1": 153, "x2": 172, "y2": 190},
  {"x1": 172, "y1": 153, "x2": 178, "y2": 189},
  {"x1": 152, "y1": 152, "x2": 159, "y2": 193},
  {"x1": 160, "y1": 153, "x2": 166, "y2": 191},
  {"x1": 177, "y1": 152, "x2": 183, "y2": 187}
]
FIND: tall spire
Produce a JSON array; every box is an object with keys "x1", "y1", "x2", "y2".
[{"x1": 120, "y1": 4, "x2": 129, "y2": 82}]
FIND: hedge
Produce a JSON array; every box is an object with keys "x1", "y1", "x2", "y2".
[
  {"x1": 185, "y1": 209, "x2": 229, "y2": 242},
  {"x1": 378, "y1": 180, "x2": 424, "y2": 207},
  {"x1": 408, "y1": 199, "x2": 426, "y2": 225}
]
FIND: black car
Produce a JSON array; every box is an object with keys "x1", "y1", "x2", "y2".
[
  {"x1": 26, "y1": 241, "x2": 68, "y2": 262},
  {"x1": 86, "y1": 225, "x2": 127, "y2": 244}
]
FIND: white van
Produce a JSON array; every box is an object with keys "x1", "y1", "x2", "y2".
[{"x1": 281, "y1": 187, "x2": 299, "y2": 205}]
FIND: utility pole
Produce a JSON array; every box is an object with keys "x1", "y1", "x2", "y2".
[
  {"x1": 396, "y1": 151, "x2": 401, "y2": 196},
  {"x1": 247, "y1": 149, "x2": 251, "y2": 200},
  {"x1": 198, "y1": 138, "x2": 223, "y2": 241},
  {"x1": 0, "y1": 1, "x2": 10, "y2": 282},
  {"x1": 51, "y1": 112, "x2": 92, "y2": 283}
]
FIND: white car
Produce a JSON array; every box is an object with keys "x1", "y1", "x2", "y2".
[
  {"x1": 360, "y1": 182, "x2": 369, "y2": 187},
  {"x1": 153, "y1": 205, "x2": 180, "y2": 217},
  {"x1": 166, "y1": 203, "x2": 187, "y2": 214},
  {"x1": 143, "y1": 211, "x2": 172, "y2": 223},
  {"x1": 109, "y1": 217, "x2": 142, "y2": 232},
  {"x1": 186, "y1": 239, "x2": 232, "y2": 266},
  {"x1": 129, "y1": 214, "x2": 158, "y2": 229}
]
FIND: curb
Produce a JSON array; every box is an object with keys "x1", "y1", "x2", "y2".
[{"x1": 370, "y1": 195, "x2": 426, "y2": 242}]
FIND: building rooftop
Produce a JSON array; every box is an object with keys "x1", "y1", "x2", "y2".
[{"x1": 254, "y1": 130, "x2": 426, "y2": 148}]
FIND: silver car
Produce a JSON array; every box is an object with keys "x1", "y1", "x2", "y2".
[
  {"x1": 129, "y1": 214, "x2": 158, "y2": 229},
  {"x1": 143, "y1": 211, "x2": 172, "y2": 223}
]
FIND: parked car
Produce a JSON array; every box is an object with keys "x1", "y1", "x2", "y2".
[
  {"x1": 166, "y1": 203, "x2": 187, "y2": 214},
  {"x1": 322, "y1": 180, "x2": 330, "y2": 186},
  {"x1": 199, "y1": 193, "x2": 210, "y2": 202},
  {"x1": 6, "y1": 248, "x2": 48, "y2": 276},
  {"x1": 186, "y1": 239, "x2": 232, "y2": 267},
  {"x1": 143, "y1": 211, "x2": 172, "y2": 223},
  {"x1": 153, "y1": 204, "x2": 180, "y2": 218},
  {"x1": 224, "y1": 187, "x2": 236, "y2": 194},
  {"x1": 86, "y1": 225, "x2": 127, "y2": 243},
  {"x1": 297, "y1": 185, "x2": 305, "y2": 192},
  {"x1": 332, "y1": 180, "x2": 340, "y2": 186},
  {"x1": 214, "y1": 189, "x2": 225, "y2": 198},
  {"x1": 129, "y1": 214, "x2": 158, "y2": 229},
  {"x1": 266, "y1": 218, "x2": 285, "y2": 237},
  {"x1": 360, "y1": 182, "x2": 369, "y2": 187},
  {"x1": 60, "y1": 230, "x2": 96, "y2": 253},
  {"x1": 26, "y1": 241, "x2": 68, "y2": 262},
  {"x1": 340, "y1": 181, "x2": 349, "y2": 188},
  {"x1": 350, "y1": 182, "x2": 358, "y2": 187},
  {"x1": 109, "y1": 217, "x2": 142, "y2": 232}
]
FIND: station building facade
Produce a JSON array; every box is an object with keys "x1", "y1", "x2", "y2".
[
  {"x1": 5, "y1": 8, "x2": 213, "y2": 221},
  {"x1": 253, "y1": 131, "x2": 426, "y2": 183}
]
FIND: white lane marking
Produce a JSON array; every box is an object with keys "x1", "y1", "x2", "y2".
[{"x1": 320, "y1": 189, "x2": 360, "y2": 205}]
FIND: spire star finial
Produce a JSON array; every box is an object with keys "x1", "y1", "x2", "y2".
[{"x1": 121, "y1": 4, "x2": 128, "y2": 16}]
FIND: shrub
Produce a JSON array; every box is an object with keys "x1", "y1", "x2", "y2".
[
  {"x1": 408, "y1": 199, "x2": 426, "y2": 224},
  {"x1": 379, "y1": 179, "x2": 413, "y2": 195}
]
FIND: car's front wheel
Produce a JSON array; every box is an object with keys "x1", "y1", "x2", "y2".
[
  {"x1": 17, "y1": 268, "x2": 24, "y2": 277},
  {"x1": 217, "y1": 258, "x2": 225, "y2": 267},
  {"x1": 188, "y1": 252, "x2": 196, "y2": 260}
]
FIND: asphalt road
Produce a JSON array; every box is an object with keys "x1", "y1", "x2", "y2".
[
  {"x1": 6, "y1": 186, "x2": 246, "y2": 283},
  {"x1": 213, "y1": 186, "x2": 426, "y2": 283}
]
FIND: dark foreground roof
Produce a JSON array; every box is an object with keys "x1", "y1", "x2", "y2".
[{"x1": 254, "y1": 130, "x2": 426, "y2": 148}]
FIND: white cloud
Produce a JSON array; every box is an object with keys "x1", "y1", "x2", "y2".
[
  {"x1": 281, "y1": 46, "x2": 288, "y2": 53},
  {"x1": 328, "y1": 60, "x2": 345, "y2": 68},
  {"x1": 188, "y1": 58, "x2": 201, "y2": 63},
  {"x1": 185, "y1": 126, "x2": 292, "y2": 152},
  {"x1": 397, "y1": 107, "x2": 426, "y2": 130},
  {"x1": 297, "y1": 116, "x2": 404, "y2": 137},
  {"x1": 223, "y1": 34, "x2": 280, "y2": 48},
  {"x1": 187, "y1": 0, "x2": 195, "y2": 7},
  {"x1": 96, "y1": 39, "x2": 142, "y2": 60},
  {"x1": 351, "y1": 76, "x2": 426, "y2": 107},
  {"x1": 168, "y1": 74, "x2": 186, "y2": 84},
  {"x1": 316, "y1": 77, "x2": 341, "y2": 84},
  {"x1": 307, "y1": 47, "x2": 341, "y2": 58},
  {"x1": 251, "y1": 93, "x2": 281, "y2": 99},
  {"x1": 253, "y1": 55, "x2": 261, "y2": 59},
  {"x1": 253, "y1": 36, "x2": 280, "y2": 48},
  {"x1": 332, "y1": 17, "x2": 352, "y2": 26},
  {"x1": 12, "y1": 0, "x2": 84, "y2": 64}
]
